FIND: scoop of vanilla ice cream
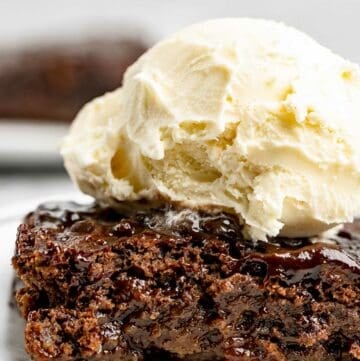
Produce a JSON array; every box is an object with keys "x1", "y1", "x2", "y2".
[{"x1": 61, "y1": 18, "x2": 360, "y2": 240}]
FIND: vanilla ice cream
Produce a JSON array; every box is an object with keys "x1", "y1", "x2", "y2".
[{"x1": 61, "y1": 18, "x2": 360, "y2": 240}]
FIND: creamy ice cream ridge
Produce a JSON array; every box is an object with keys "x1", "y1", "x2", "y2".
[{"x1": 62, "y1": 18, "x2": 360, "y2": 240}]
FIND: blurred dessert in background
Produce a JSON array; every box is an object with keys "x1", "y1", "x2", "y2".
[{"x1": 0, "y1": 37, "x2": 147, "y2": 121}]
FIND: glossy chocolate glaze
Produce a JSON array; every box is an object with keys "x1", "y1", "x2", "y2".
[{"x1": 31, "y1": 201, "x2": 360, "y2": 286}]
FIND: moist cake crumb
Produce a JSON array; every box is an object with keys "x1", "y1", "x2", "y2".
[{"x1": 13, "y1": 202, "x2": 360, "y2": 361}]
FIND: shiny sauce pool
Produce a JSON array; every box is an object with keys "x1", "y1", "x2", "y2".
[{"x1": 30, "y1": 201, "x2": 360, "y2": 285}]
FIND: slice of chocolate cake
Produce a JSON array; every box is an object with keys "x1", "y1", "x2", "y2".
[
  {"x1": 0, "y1": 38, "x2": 146, "y2": 121},
  {"x1": 13, "y1": 202, "x2": 360, "y2": 361}
]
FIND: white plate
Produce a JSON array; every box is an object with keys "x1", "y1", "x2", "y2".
[
  {"x1": 0, "y1": 122, "x2": 69, "y2": 167},
  {"x1": 0, "y1": 217, "x2": 27, "y2": 361},
  {"x1": 0, "y1": 193, "x2": 92, "y2": 360}
]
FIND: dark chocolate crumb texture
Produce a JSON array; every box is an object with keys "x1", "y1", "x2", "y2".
[{"x1": 13, "y1": 202, "x2": 360, "y2": 361}]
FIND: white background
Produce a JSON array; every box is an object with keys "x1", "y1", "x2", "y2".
[{"x1": 0, "y1": 0, "x2": 360, "y2": 62}]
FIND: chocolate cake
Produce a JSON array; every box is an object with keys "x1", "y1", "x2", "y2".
[
  {"x1": 12, "y1": 202, "x2": 360, "y2": 361},
  {"x1": 0, "y1": 39, "x2": 146, "y2": 121}
]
